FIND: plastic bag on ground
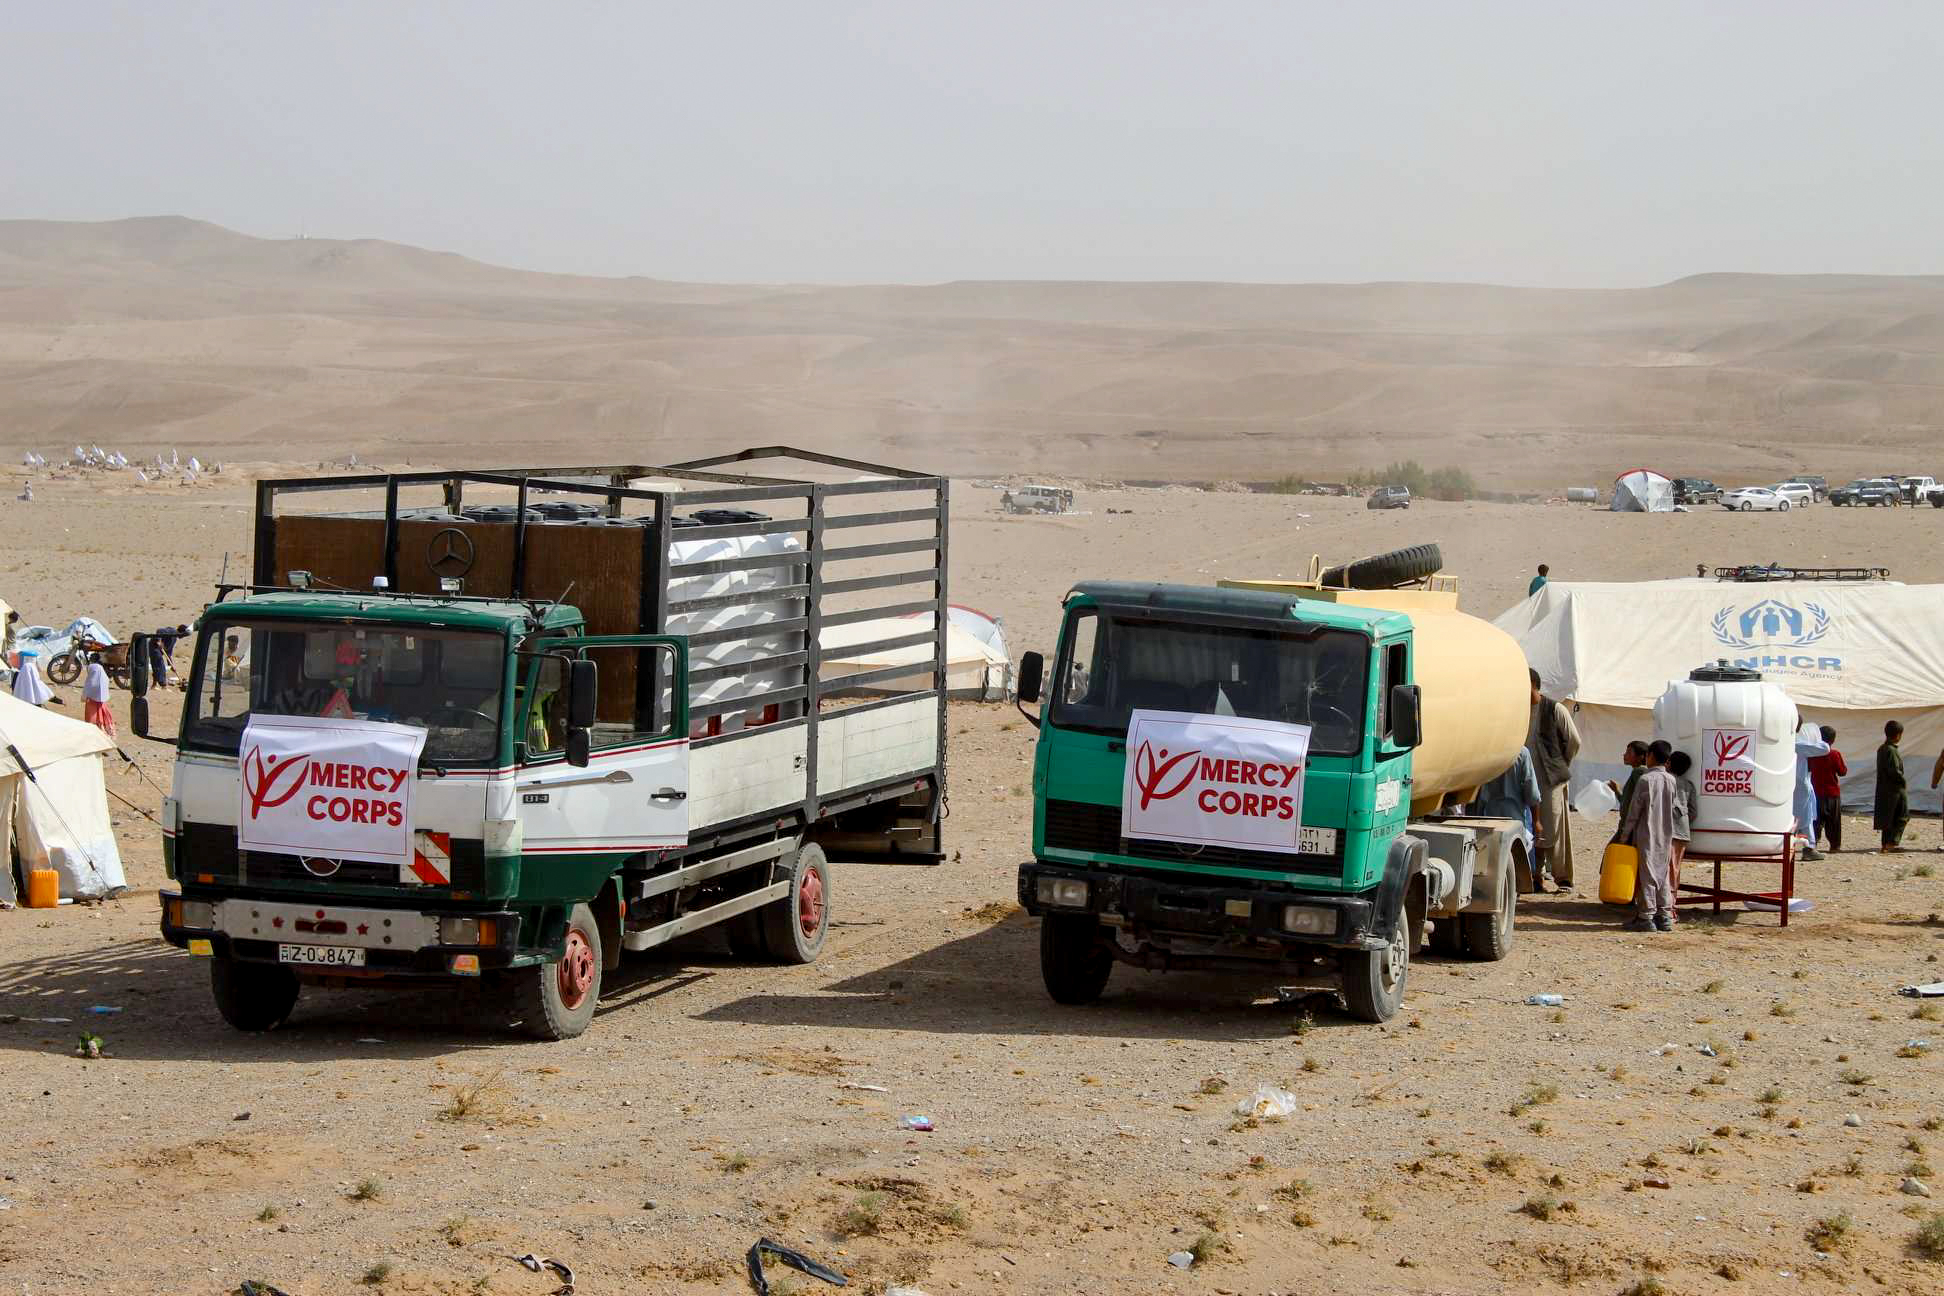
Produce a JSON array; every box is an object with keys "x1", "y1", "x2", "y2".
[
  {"x1": 1235, "y1": 1085, "x2": 1298, "y2": 1120},
  {"x1": 1571, "y1": 779, "x2": 1619, "y2": 818}
]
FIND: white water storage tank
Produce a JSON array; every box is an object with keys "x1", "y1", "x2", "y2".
[{"x1": 1654, "y1": 661, "x2": 1799, "y2": 858}]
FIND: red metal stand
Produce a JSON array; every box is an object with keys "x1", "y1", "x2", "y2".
[{"x1": 1676, "y1": 828, "x2": 1797, "y2": 926}]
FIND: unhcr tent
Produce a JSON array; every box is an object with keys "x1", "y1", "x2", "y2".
[
  {"x1": 820, "y1": 611, "x2": 1012, "y2": 700},
  {"x1": 1497, "y1": 579, "x2": 1944, "y2": 812},
  {"x1": 1610, "y1": 469, "x2": 1675, "y2": 512},
  {"x1": 0, "y1": 690, "x2": 127, "y2": 903}
]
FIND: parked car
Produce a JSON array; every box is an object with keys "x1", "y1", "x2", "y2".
[
  {"x1": 1898, "y1": 475, "x2": 1937, "y2": 505},
  {"x1": 1770, "y1": 482, "x2": 1815, "y2": 508},
  {"x1": 1830, "y1": 477, "x2": 1900, "y2": 506},
  {"x1": 1365, "y1": 485, "x2": 1411, "y2": 510},
  {"x1": 1785, "y1": 474, "x2": 1829, "y2": 501},
  {"x1": 1720, "y1": 486, "x2": 1793, "y2": 512},
  {"x1": 1673, "y1": 477, "x2": 1721, "y2": 505},
  {"x1": 1001, "y1": 484, "x2": 1074, "y2": 514},
  {"x1": 1929, "y1": 486, "x2": 1944, "y2": 509}
]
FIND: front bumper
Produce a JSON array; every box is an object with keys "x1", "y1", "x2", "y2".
[
  {"x1": 159, "y1": 889, "x2": 524, "y2": 975},
  {"x1": 1017, "y1": 861, "x2": 1383, "y2": 952}
]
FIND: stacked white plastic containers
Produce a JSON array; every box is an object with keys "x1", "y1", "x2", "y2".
[
  {"x1": 664, "y1": 518, "x2": 806, "y2": 737},
  {"x1": 1653, "y1": 661, "x2": 1799, "y2": 857}
]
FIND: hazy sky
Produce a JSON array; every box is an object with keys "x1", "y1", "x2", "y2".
[{"x1": 7, "y1": 1, "x2": 1943, "y2": 286}]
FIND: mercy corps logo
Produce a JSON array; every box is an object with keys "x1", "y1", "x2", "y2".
[
  {"x1": 1701, "y1": 728, "x2": 1756, "y2": 797},
  {"x1": 1710, "y1": 598, "x2": 1842, "y2": 672},
  {"x1": 241, "y1": 743, "x2": 412, "y2": 828},
  {"x1": 1131, "y1": 739, "x2": 1303, "y2": 821}
]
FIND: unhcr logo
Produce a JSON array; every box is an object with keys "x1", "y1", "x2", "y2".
[{"x1": 1709, "y1": 598, "x2": 1842, "y2": 672}]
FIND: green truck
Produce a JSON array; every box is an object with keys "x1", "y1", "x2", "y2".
[
  {"x1": 138, "y1": 448, "x2": 948, "y2": 1039},
  {"x1": 1014, "y1": 567, "x2": 1533, "y2": 1021}
]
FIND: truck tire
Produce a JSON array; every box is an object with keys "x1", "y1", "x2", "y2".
[
  {"x1": 513, "y1": 902, "x2": 601, "y2": 1040},
  {"x1": 1040, "y1": 913, "x2": 1113, "y2": 1004},
  {"x1": 1460, "y1": 861, "x2": 1516, "y2": 962},
  {"x1": 211, "y1": 958, "x2": 300, "y2": 1032},
  {"x1": 759, "y1": 843, "x2": 830, "y2": 964},
  {"x1": 1319, "y1": 544, "x2": 1444, "y2": 590},
  {"x1": 1339, "y1": 904, "x2": 1409, "y2": 1023}
]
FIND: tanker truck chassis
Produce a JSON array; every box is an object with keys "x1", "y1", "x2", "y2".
[{"x1": 1015, "y1": 576, "x2": 1531, "y2": 1022}]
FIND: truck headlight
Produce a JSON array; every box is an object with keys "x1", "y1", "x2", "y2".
[
  {"x1": 1282, "y1": 905, "x2": 1338, "y2": 936},
  {"x1": 440, "y1": 916, "x2": 480, "y2": 945},
  {"x1": 1035, "y1": 877, "x2": 1090, "y2": 908}
]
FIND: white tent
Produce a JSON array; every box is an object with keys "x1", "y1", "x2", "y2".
[
  {"x1": 1609, "y1": 468, "x2": 1675, "y2": 512},
  {"x1": 1497, "y1": 579, "x2": 1944, "y2": 812},
  {"x1": 0, "y1": 690, "x2": 127, "y2": 903},
  {"x1": 820, "y1": 612, "x2": 1012, "y2": 700}
]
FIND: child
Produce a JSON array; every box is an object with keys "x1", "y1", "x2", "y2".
[
  {"x1": 1808, "y1": 726, "x2": 1846, "y2": 853},
  {"x1": 1875, "y1": 721, "x2": 1909, "y2": 852},
  {"x1": 82, "y1": 653, "x2": 117, "y2": 738},
  {"x1": 1666, "y1": 749, "x2": 1696, "y2": 898},
  {"x1": 1618, "y1": 740, "x2": 1678, "y2": 931}
]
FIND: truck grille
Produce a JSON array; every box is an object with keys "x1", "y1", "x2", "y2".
[
  {"x1": 175, "y1": 822, "x2": 485, "y2": 891},
  {"x1": 1042, "y1": 798, "x2": 1342, "y2": 879}
]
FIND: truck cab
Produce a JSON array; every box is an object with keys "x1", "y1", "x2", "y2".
[{"x1": 1015, "y1": 578, "x2": 1527, "y2": 1022}]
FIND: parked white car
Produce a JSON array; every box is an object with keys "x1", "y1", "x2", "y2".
[
  {"x1": 1770, "y1": 481, "x2": 1815, "y2": 507},
  {"x1": 1721, "y1": 486, "x2": 1792, "y2": 512}
]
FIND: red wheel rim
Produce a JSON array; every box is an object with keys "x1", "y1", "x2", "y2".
[
  {"x1": 557, "y1": 928, "x2": 596, "y2": 1009},
  {"x1": 798, "y1": 866, "x2": 825, "y2": 939}
]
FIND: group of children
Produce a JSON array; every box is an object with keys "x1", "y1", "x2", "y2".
[{"x1": 1611, "y1": 740, "x2": 1695, "y2": 931}]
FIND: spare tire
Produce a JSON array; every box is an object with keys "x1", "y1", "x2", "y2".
[{"x1": 1320, "y1": 544, "x2": 1444, "y2": 590}]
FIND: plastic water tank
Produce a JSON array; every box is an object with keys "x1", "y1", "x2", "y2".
[{"x1": 1653, "y1": 661, "x2": 1799, "y2": 858}]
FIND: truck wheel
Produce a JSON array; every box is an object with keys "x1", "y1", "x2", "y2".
[
  {"x1": 1461, "y1": 862, "x2": 1517, "y2": 962},
  {"x1": 514, "y1": 902, "x2": 601, "y2": 1040},
  {"x1": 759, "y1": 843, "x2": 829, "y2": 964},
  {"x1": 1319, "y1": 544, "x2": 1444, "y2": 591},
  {"x1": 1340, "y1": 912, "x2": 1409, "y2": 1023},
  {"x1": 210, "y1": 958, "x2": 300, "y2": 1032},
  {"x1": 724, "y1": 911, "x2": 768, "y2": 960},
  {"x1": 1040, "y1": 913, "x2": 1113, "y2": 1004}
]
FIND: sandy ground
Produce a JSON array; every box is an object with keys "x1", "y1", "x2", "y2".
[{"x1": 3, "y1": 470, "x2": 1944, "y2": 1294}]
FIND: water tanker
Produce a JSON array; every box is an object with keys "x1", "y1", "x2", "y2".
[{"x1": 1014, "y1": 549, "x2": 1535, "y2": 1025}]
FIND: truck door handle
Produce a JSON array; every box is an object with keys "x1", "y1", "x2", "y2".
[
  {"x1": 526, "y1": 768, "x2": 633, "y2": 789},
  {"x1": 652, "y1": 787, "x2": 688, "y2": 801}
]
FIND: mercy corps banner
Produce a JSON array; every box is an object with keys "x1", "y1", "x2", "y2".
[
  {"x1": 238, "y1": 715, "x2": 429, "y2": 868},
  {"x1": 1121, "y1": 709, "x2": 1312, "y2": 854}
]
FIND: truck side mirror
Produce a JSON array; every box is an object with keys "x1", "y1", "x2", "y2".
[
  {"x1": 1389, "y1": 683, "x2": 1422, "y2": 749},
  {"x1": 568, "y1": 659, "x2": 597, "y2": 729},
  {"x1": 1017, "y1": 651, "x2": 1044, "y2": 704},
  {"x1": 129, "y1": 634, "x2": 150, "y2": 697},
  {"x1": 565, "y1": 658, "x2": 597, "y2": 767}
]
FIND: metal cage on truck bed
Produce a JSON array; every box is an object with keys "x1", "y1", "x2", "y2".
[{"x1": 247, "y1": 445, "x2": 949, "y2": 858}]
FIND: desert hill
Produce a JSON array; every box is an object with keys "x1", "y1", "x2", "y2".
[{"x1": 4, "y1": 216, "x2": 1943, "y2": 485}]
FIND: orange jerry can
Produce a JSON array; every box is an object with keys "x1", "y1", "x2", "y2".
[{"x1": 25, "y1": 867, "x2": 60, "y2": 909}]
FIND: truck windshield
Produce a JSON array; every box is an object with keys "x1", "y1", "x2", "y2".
[
  {"x1": 1047, "y1": 609, "x2": 1369, "y2": 754},
  {"x1": 183, "y1": 620, "x2": 506, "y2": 765}
]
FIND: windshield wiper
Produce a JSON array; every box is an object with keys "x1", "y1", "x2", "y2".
[{"x1": 418, "y1": 759, "x2": 449, "y2": 779}]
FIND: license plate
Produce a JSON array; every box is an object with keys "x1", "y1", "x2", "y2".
[
  {"x1": 1298, "y1": 827, "x2": 1338, "y2": 855},
  {"x1": 278, "y1": 944, "x2": 365, "y2": 967}
]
